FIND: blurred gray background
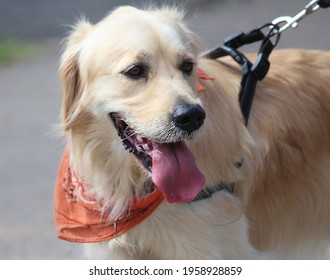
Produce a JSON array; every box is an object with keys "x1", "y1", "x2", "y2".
[{"x1": 0, "y1": 0, "x2": 329, "y2": 259}]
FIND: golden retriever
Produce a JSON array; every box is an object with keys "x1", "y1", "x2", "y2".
[{"x1": 55, "y1": 6, "x2": 330, "y2": 259}]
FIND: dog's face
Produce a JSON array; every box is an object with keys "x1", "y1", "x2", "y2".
[{"x1": 60, "y1": 6, "x2": 207, "y2": 204}]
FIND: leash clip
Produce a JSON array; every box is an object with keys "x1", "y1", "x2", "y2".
[{"x1": 272, "y1": 0, "x2": 321, "y2": 34}]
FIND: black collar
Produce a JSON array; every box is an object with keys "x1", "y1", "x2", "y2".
[{"x1": 193, "y1": 182, "x2": 235, "y2": 202}]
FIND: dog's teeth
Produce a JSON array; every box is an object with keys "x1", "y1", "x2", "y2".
[
  {"x1": 143, "y1": 143, "x2": 150, "y2": 151},
  {"x1": 136, "y1": 135, "x2": 143, "y2": 142}
]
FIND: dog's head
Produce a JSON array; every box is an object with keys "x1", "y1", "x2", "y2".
[{"x1": 60, "y1": 6, "x2": 206, "y2": 204}]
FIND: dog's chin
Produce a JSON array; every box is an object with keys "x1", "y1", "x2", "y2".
[{"x1": 109, "y1": 112, "x2": 206, "y2": 204}]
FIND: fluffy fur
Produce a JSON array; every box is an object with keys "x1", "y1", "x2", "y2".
[{"x1": 59, "y1": 6, "x2": 330, "y2": 259}]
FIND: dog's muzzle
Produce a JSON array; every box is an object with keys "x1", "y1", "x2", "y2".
[{"x1": 171, "y1": 104, "x2": 206, "y2": 135}]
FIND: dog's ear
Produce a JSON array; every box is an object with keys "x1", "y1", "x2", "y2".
[{"x1": 59, "y1": 20, "x2": 93, "y2": 131}]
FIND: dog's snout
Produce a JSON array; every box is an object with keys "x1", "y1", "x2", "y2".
[{"x1": 172, "y1": 104, "x2": 206, "y2": 134}]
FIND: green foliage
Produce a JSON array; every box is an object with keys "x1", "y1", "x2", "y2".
[{"x1": 0, "y1": 37, "x2": 39, "y2": 64}]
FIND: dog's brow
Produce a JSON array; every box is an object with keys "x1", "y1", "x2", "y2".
[
  {"x1": 120, "y1": 51, "x2": 151, "y2": 71},
  {"x1": 126, "y1": 51, "x2": 151, "y2": 66},
  {"x1": 178, "y1": 54, "x2": 196, "y2": 65},
  {"x1": 136, "y1": 51, "x2": 149, "y2": 61},
  {"x1": 177, "y1": 48, "x2": 195, "y2": 61}
]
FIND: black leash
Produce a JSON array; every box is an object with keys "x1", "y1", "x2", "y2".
[
  {"x1": 205, "y1": 24, "x2": 280, "y2": 125},
  {"x1": 319, "y1": 0, "x2": 330, "y2": 8},
  {"x1": 204, "y1": 0, "x2": 330, "y2": 126}
]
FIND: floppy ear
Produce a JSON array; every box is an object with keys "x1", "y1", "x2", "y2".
[{"x1": 59, "y1": 21, "x2": 93, "y2": 131}]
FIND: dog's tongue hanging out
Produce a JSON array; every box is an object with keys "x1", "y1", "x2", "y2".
[{"x1": 151, "y1": 142, "x2": 205, "y2": 204}]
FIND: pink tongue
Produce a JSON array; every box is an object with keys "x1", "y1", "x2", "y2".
[{"x1": 151, "y1": 142, "x2": 205, "y2": 204}]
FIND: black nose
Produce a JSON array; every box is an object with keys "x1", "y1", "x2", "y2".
[{"x1": 172, "y1": 104, "x2": 206, "y2": 134}]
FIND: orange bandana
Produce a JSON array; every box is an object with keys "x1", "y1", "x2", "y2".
[
  {"x1": 54, "y1": 149, "x2": 164, "y2": 243},
  {"x1": 54, "y1": 69, "x2": 213, "y2": 243}
]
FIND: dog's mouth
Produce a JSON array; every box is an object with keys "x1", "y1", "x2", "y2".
[
  {"x1": 110, "y1": 113, "x2": 153, "y2": 172},
  {"x1": 110, "y1": 113, "x2": 205, "y2": 204}
]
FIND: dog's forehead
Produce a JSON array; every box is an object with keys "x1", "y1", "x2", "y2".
[
  {"x1": 98, "y1": 8, "x2": 191, "y2": 52},
  {"x1": 81, "y1": 7, "x2": 197, "y2": 74}
]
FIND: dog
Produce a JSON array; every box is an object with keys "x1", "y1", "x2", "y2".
[{"x1": 54, "y1": 5, "x2": 330, "y2": 259}]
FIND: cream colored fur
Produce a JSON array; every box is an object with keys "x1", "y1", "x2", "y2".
[{"x1": 59, "y1": 6, "x2": 330, "y2": 259}]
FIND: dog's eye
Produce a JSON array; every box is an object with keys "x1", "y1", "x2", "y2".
[
  {"x1": 180, "y1": 61, "x2": 194, "y2": 75},
  {"x1": 124, "y1": 65, "x2": 147, "y2": 79}
]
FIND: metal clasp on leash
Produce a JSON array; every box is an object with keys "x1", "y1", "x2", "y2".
[{"x1": 272, "y1": 0, "x2": 322, "y2": 34}]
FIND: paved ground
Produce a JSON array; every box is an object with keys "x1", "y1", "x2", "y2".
[{"x1": 0, "y1": 0, "x2": 329, "y2": 259}]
